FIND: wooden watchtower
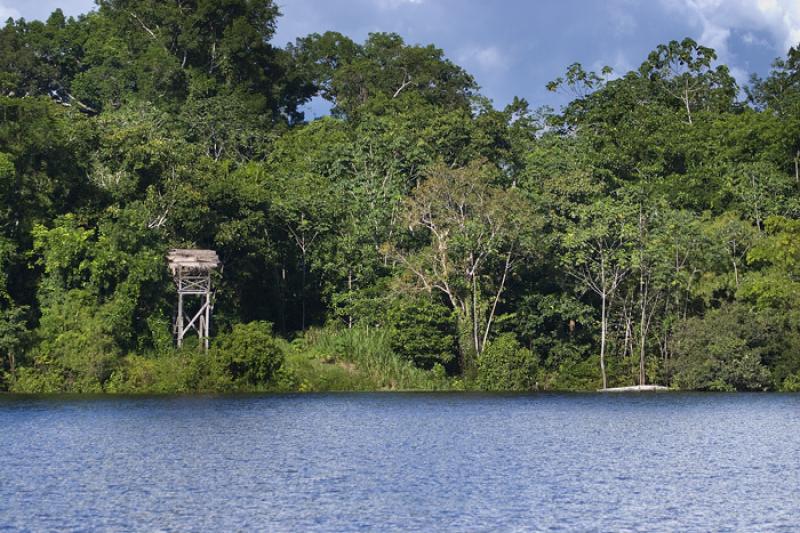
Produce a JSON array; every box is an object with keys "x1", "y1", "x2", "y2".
[{"x1": 167, "y1": 249, "x2": 221, "y2": 350}]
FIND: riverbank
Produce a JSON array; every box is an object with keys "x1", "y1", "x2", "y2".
[{"x1": 2, "y1": 324, "x2": 791, "y2": 394}]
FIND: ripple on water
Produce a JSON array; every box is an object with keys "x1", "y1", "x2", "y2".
[{"x1": 1, "y1": 393, "x2": 799, "y2": 532}]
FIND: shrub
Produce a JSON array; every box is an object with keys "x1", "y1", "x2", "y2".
[
  {"x1": 669, "y1": 303, "x2": 772, "y2": 391},
  {"x1": 211, "y1": 321, "x2": 284, "y2": 386},
  {"x1": 10, "y1": 366, "x2": 66, "y2": 393},
  {"x1": 29, "y1": 289, "x2": 119, "y2": 391},
  {"x1": 386, "y1": 296, "x2": 457, "y2": 370},
  {"x1": 101, "y1": 322, "x2": 286, "y2": 393},
  {"x1": 477, "y1": 333, "x2": 539, "y2": 391},
  {"x1": 105, "y1": 352, "x2": 219, "y2": 393},
  {"x1": 543, "y1": 349, "x2": 602, "y2": 391},
  {"x1": 782, "y1": 372, "x2": 800, "y2": 392}
]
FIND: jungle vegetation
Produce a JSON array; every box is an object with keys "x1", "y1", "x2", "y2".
[{"x1": 2, "y1": 1, "x2": 800, "y2": 392}]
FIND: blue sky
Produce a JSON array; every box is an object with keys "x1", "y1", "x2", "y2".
[{"x1": 3, "y1": 0, "x2": 799, "y2": 115}]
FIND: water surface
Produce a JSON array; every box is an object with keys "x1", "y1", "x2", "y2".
[{"x1": 1, "y1": 393, "x2": 798, "y2": 531}]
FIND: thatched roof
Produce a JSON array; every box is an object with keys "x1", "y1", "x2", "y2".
[{"x1": 167, "y1": 249, "x2": 221, "y2": 274}]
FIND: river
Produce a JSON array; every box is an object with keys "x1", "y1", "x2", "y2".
[{"x1": 1, "y1": 393, "x2": 798, "y2": 531}]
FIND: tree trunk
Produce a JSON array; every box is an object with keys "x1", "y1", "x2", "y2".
[
  {"x1": 472, "y1": 273, "x2": 481, "y2": 356},
  {"x1": 279, "y1": 263, "x2": 287, "y2": 335},
  {"x1": 638, "y1": 208, "x2": 647, "y2": 386},
  {"x1": 347, "y1": 270, "x2": 353, "y2": 329},
  {"x1": 300, "y1": 251, "x2": 307, "y2": 331},
  {"x1": 600, "y1": 291, "x2": 608, "y2": 389},
  {"x1": 481, "y1": 249, "x2": 513, "y2": 351},
  {"x1": 794, "y1": 150, "x2": 799, "y2": 185},
  {"x1": 639, "y1": 287, "x2": 647, "y2": 387},
  {"x1": 683, "y1": 82, "x2": 693, "y2": 125}
]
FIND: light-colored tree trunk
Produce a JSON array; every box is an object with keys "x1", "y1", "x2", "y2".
[
  {"x1": 347, "y1": 270, "x2": 353, "y2": 329},
  {"x1": 794, "y1": 150, "x2": 799, "y2": 185},
  {"x1": 683, "y1": 80, "x2": 693, "y2": 125},
  {"x1": 481, "y1": 249, "x2": 513, "y2": 351},
  {"x1": 639, "y1": 280, "x2": 647, "y2": 386},
  {"x1": 600, "y1": 290, "x2": 608, "y2": 389},
  {"x1": 472, "y1": 273, "x2": 480, "y2": 356}
]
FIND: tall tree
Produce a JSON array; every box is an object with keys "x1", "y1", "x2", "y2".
[
  {"x1": 562, "y1": 198, "x2": 635, "y2": 388},
  {"x1": 390, "y1": 160, "x2": 537, "y2": 368}
]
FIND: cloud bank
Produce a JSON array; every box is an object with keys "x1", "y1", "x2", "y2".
[{"x1": 663, "y1": 0, "x2": 800, "y2": 56}]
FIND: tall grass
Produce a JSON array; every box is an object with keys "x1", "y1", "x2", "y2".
[{"x1": 294, "y1": 326, "x2": 453, "y2": 391}]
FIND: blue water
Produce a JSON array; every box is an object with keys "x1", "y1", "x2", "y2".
[{"x1": 1, "y1": 393, "x2": 799, "y2": 532}]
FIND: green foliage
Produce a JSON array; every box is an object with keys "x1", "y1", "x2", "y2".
[
  {"x1": 544, "y1": 352, "x2": 603, "y2": 391},
  {"x1": 32, "y1": 215, "x2": 95, "y2": 291},
  {"x1": 387, "y1": 295, "x2": 457, "y2": 370},
  {"x1": 33, "y1": 289, "x2": 119, "y2": 390},
  {"x1": 0, "y1": 306, "x2": 28, "y2": 377},
  {"x1": 639, "y1": 38, "x2": 737, "y2": 121},
  {"x1": 741, "y1": 216, "x2": 800, "y2": 309},
  {"x1": 295, "y1": 326, "x2": 453, "y2": 391},
  {"x1": 669, "y1": 304, "x2": 773, "y2": 391},
  {"x1": 211, "y1": 321, "x2": 285, "y2": 387},
  {"x1": 4, "y1": 4, "x2": 800, "y2": 393},
  {"x1": 10, "y1": 366, "x2": 66, "y2": 393},
  {"x1": 390, "y1": 159, "x2": 540, "y2": 366},
  {"x1": 291, "y1": 31, "x2": 476, "y2": 117},
  {"x1": 105, "y1": 351, "x2": 219, "y2": 394},
  {"x1": 477, "y1": 334, "x2": 539, "y2": 391}
]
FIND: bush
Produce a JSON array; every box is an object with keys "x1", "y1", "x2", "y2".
[
  {"x1": 669, "y1": 303, "x2": 772, "y2": 391},
  {"x1": 477, "y1": 334, "x2": 539, "y2": 391},
  {"x1": 27, "y1": 289, "x2": 119, "y2": 391},
  {"x1": 543, "y1": 349, "x2": 602, "y2": 391},
  {"x1": 386, "y1": 296, "x2": 457, "y2": 370},
  {"x1": 211, "y1": 321, "x2": 284, "y2": 386},
  {"x1": 105, "y1": 352, "x2": 219, "y2": 393},
  {"x1": 782, "y1": 372, "x2": 800, "y2": 392},
  {"x1": 10, "y1": 366, "x2": 66, "y2": 393}
]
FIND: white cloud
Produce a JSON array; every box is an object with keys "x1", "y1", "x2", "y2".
[
  {"x1": 475, "y1": 46, "x2": 508, "y2": 70},
  {"x1": 662, "y1": 0, "x2": 800, "y2": 56},
  {"x1": 458, "y1": 45, "x2": 510, "y2": 72},
  {"x1": 741, "y1": 31, "x2": 771, "y2": 47},
  {"x1": 592, "y1": 50, "x2": 634, "y2": 80},
  {"x1": 0, "y1": 2, "x2": 20, "y2": 21}
]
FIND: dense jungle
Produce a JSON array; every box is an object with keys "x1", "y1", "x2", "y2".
[{"x1": 2, "y1": 1, "x2": 800, "y2": 393}]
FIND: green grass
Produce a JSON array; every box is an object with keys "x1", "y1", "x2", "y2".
[{"x1": 284, "y1": 326, "x2": 459, "y2": 391}]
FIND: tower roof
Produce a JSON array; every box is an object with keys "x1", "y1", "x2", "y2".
[{"x1": 167, "y1": 249, "x2": 221, "y2": 274}]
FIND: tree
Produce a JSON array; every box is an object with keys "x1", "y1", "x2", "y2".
[
  {"x1": 390, "y1": 160, "x2": 537, "y2": 369},
  {"x1": 290, "y1": 31, "x2": 476, "y2": 117},
  {"x1": 562, "y1": 198, "x2": 635, "y2": 389},
  {"x1": 740, "y1": 216, "x2": 800, "y2": 310},
  {"x1": 748, "y1": 45, "x2": 800, "y2": 183},
  {"x1": 640, "y1": 38, "x2": 737, "y2": 124},
  {"x1": 266, "y1": 121, "x2": 345, "y2": 330}
]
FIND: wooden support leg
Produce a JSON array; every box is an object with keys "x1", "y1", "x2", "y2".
[
  {"x1": 177, "y1": 291, "x2": 184, "y2": 348},
  {"x1": 204, "y1": 289, "x2": 211, "y2": 352}
]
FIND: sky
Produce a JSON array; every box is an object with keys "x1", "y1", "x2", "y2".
[{"x1": 3, "y1": 0, "x2": 800, "y2": 116}]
